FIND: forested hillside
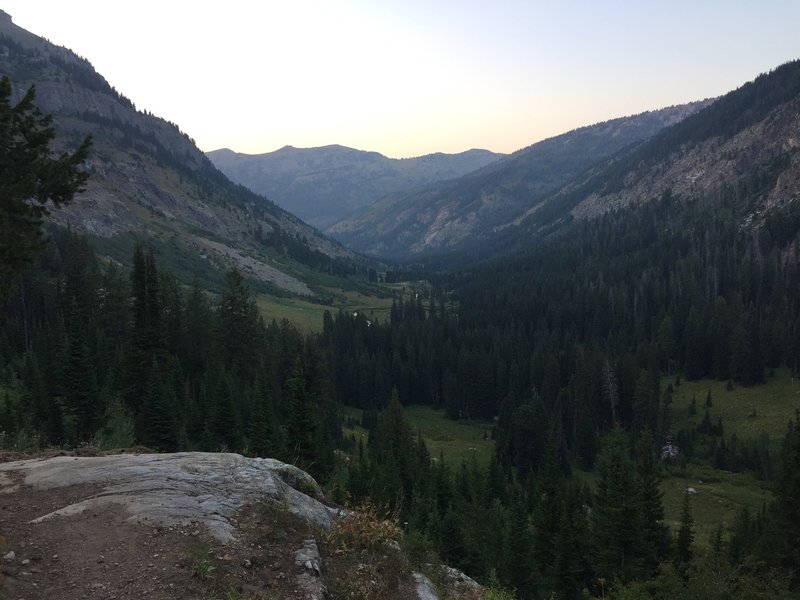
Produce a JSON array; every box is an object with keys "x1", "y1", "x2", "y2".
[
  {"x1": 0, "y1": 231, "x2": 338, "y2": 481},
  {"x1": 0, "y1": 10, "x2": 360, "y2": 297},
  {"x1": 2, "y1": 14, "x2": 800, "y2": 598},
  {"x1": 330, "y1": 102, "x2": 708, "y2": 260}
]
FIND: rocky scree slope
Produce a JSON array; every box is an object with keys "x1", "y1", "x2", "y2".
[
  {"x1": 208, "y1": 145, "x2": 504, "y2": 230},
  {"x1": 0, "y1": 10, "x2": 352, "y2": 296}
]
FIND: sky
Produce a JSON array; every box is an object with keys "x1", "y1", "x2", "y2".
[{"x1": 3, "y1": 1, "x2": 800, "y2": 158}]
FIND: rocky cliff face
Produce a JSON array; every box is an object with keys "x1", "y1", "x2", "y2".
[
  {"x1": 0, "y1": 10, "x2": 352, "y2": 295},
  {"x1": 569, "y1": 96, "x2": 800, "y2": 221}
]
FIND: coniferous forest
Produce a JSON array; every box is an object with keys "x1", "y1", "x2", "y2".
[
  {"x1": 3, "y1": 68, "x2": 800, "y2": 600},
  {"x1": 2, "y1": 192, "x2": 800, "y2": 597}
]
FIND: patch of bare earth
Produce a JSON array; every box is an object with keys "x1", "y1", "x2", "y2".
[
  {"x1": 0, "y1": 452, "x2": 477, "y2": 599},
  {"x1": 0, "y1": 478, "x2": 331, "y2": 599}
]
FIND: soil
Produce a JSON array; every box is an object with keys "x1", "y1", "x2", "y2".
[
  {"x1": 0, "y1": 465, "x2": 323, "y2": 599},
  {"x1": 0, "y1": 452, "x2": 458, "y2": 600}
]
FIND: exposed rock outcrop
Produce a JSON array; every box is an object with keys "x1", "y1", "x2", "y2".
[
  {"x1": 0, "y1": 452, "x2": 336, "y2": 542},
  {"x1": 0, "y1": 451, "x2": 485, "y2": 599}
]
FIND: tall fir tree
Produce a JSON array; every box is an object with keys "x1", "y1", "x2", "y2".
[
  {"x1": 635, "y1": 429, "x2": 669, "y2": 575},
  {"x1": 286, "y1": 355, "x2": 318, "y2": 471},
  {"x1": 592, "y1": 429, "x2": 640, "y2": 583},
  {"x1": 675, "y1": 491, "x2": 695, "y2": 571}
]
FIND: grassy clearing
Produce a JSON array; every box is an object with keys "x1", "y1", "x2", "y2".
[
  {"x1": 661, "y1": 463, "x2": 771, "y2": 546},
  {"x1": 669, "y1": 369, "x2": 800, "y2": 451},
  {"x1": 256, "y1": 294, "x2": 332, "y2": 334},
  {"x1": 575, "y1": 461, "x2": 771, "y2": 548},
  {"x1": 404, "y1": 406, "x2": 494, "y2": 468},
  {"x1": 341, "y1": 407, "x2": 370, "y2": 451},
  {"x1": 256, "y1": 288, "x2": 394, "y2": 334},
  {"x1": 341, "y1": 405, "x2": 495, "y2": 468}
]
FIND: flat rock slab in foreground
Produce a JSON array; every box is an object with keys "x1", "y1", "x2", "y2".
[{"x1": 0, "y1": 452, "x2": 337, "y2": 541}]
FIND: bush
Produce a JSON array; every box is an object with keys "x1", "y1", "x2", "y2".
[{"x1": 325, "y1": 501, "x2": 401, "y2": 555}]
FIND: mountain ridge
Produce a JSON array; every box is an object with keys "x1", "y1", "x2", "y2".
[
  {"x1": 329, "y1": 101, "x2": 711, "y2": 260},
  {"x1": 507, "y1": 60, "x2": 800, "y2": 240},
  {"x1": 0, "y1": 10, "x2": 355, "y2": 296},
  {"x1": 207, "y1": 144, "x2": 504, "y2": 230}
]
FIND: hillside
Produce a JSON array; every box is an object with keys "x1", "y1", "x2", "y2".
[
  {"x1": 207, "y1": 144, "x2": 503, "y2": 230},
  {"x1": 329, "y1": 101, "x2": 709, "y2": 259},
  {"x1": 508, "y1": 60, "x2": 800, "y2": 241},
  {"x1": 0, "y1": 10, "x2": 357, "y2": 297}
]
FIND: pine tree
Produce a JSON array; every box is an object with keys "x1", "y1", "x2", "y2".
[
  {"x1": 248, "y1": 371, "x2": 279, "y2": 457},
  {"x1": 139, "y1": 361, "x2": 178, "y2": 452},
  {"x1": 208, "y1": 369, "x2": 240, "y2": 452},
  {"x1": 635, "y1": 429, "x2": 668, "y2": 575},
  {"x1": 500, "y1": 490, "x2": 534, "y2": 599},
  {"x1": 675, "y1": 491, "x2": 694, "y2": 570},
  {"x1": 593, "y1": 429, "x2": 639, "y2": 583},
  {"x1": 216, "y1": 269, "x2": 260, "y2": 378},
  {"x1": 632, "y1": 369, "x2": 655, "y2": 434},
  {"x1": 0, "y1": 76, "x2": 91, "y2": 279},
  {"x1": 286, "y1": 356, "x2": 317, "y2": 470},
  {"x1": 532, "y1": 429, "x2": 563, "y2": 594},
  {"x1": 553, "y1": 483, "x2": 590, "y2": 600},
  {"x1": 774, "y1": 412, "x2": 800, "y2": 577},
  {"x1": 369, "y1": 388, "x2": 416, "y2": 506},
  {"x1": 63, "y1": 300, "x2": 99, "y2": 443},
  {"x1": 126, "y1": 245, "x2": 165, "y2": 423}
]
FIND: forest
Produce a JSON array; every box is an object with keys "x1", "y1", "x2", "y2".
[
  {"x1": 2, "y1": 70, "x2": 800, "y2": 599},
  {"x1": 2, "y1": 185, "x2": 800, "y2": 598}
]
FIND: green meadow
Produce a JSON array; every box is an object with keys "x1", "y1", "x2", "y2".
[
  {"x1": 342, "y1": 405, "x2": 495, "y2": 468},
  {"x1": 669, "y1": 369, "x2": 800, "y2": 451}
]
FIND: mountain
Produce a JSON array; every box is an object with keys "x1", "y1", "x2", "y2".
[
  {"x1": 521, "y1": 60, "x2": 800, "y2": 231},
  {"x1": 329, "y1": 102, "x2": 710, "y2": 260},
  {"x1": 207, "y1": 144, "x2": 504, "y2": 230},
  {"x1": 0, "y1": 10, "x2": 355, "y2": 296}
]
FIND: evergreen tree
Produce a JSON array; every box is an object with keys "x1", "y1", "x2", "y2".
[
  {"x1": 286, "y1": 356, "x2": 318, "y2": 470},
  {"x1": 774, "y1": 412, "x2": 800, "y2": 578},
  {"x1": 553, "y1": 483, "x2": 590, "y2": 600},
  {"x1": 675, "y1": 491, "x2": 695, "y2": 570},
  {"x1": 0, "y1": 76, "x2": 91, "y2": 279},
  {"x1": 532, "y1": 429, "x2": 563, "y2": 594},
  {"x1": 635, "y1": 429, "x2": 668, "y2": 575},
  {"x1": 592, "y1": 429, "x2": 639, "y2": 583},
  {"x1": 125, "y1": 245, "x2": 165, "y2": 425},
  {"x1": 216, "y1": 269, "x2": 261, "y2": 378},
  {"x1": 632, "y1": 369, "x2": 656, "y2": 434},
  {"x1": 139, "y1": 362, "x2": 178, "y2": 452},
  {"x1": 63, "y1": 300, "x2": 99, "y2": 443},
  {"x1": 248, "y1": 370, "x2": 279, "y2": 457},
  {"x1": 208, "y1": 369, "x2": 241, "y2": 452},
  {"x1": 500, "y1": 490, "x2": 534, "y2": 599}
]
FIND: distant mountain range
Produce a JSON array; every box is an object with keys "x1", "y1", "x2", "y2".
[
  {"x1": 5, "y1": 7, "x2": 798, "y2": 285},
  {"x1": 0, "y1": 10, "x2": 354, "y2": 296},
  {"x1": 323, "y1": 59, "x2": 800, "y2": 263},
  {"x1": 328, "y1": 102, "x2": 712, "y2": 259},
  {"x1": 207, "y1": 145, "x2": 504, "y2": 230}
]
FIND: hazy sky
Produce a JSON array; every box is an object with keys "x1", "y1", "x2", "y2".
[{"x1": 4, "y1": 1, "x2": 800, "y2": 158}]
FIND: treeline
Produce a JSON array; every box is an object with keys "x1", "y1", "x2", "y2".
[
  {"x1": 324, "y1": 186, "x2": 800, "y2": 468},
  {"x1": 319, "y1": 170, "x2": 800, "y2": 596},
  {"x1": 0, "y1": 229, "x2": 337, "y2": 479},
  {"x1": 343, "y1": 393, "x2": 800, "y2": 598}
]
